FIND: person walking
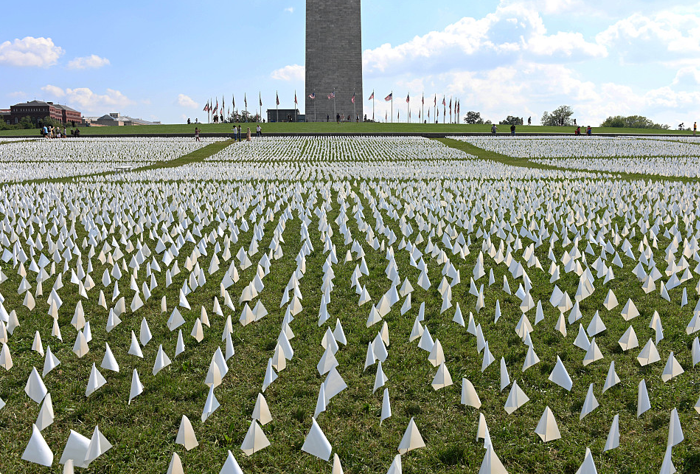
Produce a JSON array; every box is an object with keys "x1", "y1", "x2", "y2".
[
  {"x1": 256, "y1": 124, "x2": 262, "y2": 137},
  {"x1": 236, "y1": 125, "x2": 242, "y2": 142},
  {"x1": 194, "y1": 127, "x2": 200, "y2": 142},
  {"x1": 586, "y1": 125, "x2": 592, "y2": 136},
  {"x1": 491, "y1": 124, "x2": 498, "y2": 135},
  {"x1": 336, "y1": 113, "x2": 340, "y2": 124},
  {"x1": 510, "y1": 124, "x2": 516, "y2": 136},
  {"x1": 694, "y1": 122, "x2": 697, "y2": 136}
]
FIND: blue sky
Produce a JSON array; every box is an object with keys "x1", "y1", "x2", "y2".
[{"x1": 2, "y1": 0, "x2": 699, "y2": 126}]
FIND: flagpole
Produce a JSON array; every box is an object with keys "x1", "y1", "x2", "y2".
[
  {"x1": 294, "y1": 90, "x2": 297, "y2": 123},
  {"x1": 421, "y1": 93, "x2": 424, "y2": 125},
  {"x1": 314, "y1": 93, "x2": 317, "y2": 122},
  {"x1": 333, "y1": 89, "x2": 336, "y2": 122},
  {"x1": 372, "y1": 93, "x2": 375, "y2": 122},
  {"x1": 391, "y1": 92, "x2": 393, "y2": 124},
  {"x1": 276, "y1": 90, "x2": 279, "y2": 123}
]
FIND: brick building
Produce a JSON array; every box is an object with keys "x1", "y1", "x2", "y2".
[{"x1": 9, "y1": 100, "x2": 82, "y2": 125}]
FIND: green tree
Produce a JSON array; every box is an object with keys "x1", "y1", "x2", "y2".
[
  {"x1": 499, "y1": 116, "x2": 523, "y2": 126},
  {"x1": 464, "y1": 111, "x2": 484, "y2": 124},
  {"x1": 600, "y1": 116, "x2": 626, "y2": 127},
  {"x1": 600, "y1": 115, "x2": 669, "y2": 129},
  {"x1": 19, "y1": 116, "x2": 35, "y2": 129},
  {"x1": 541, "y1": 106, "x2": 574, "y2": 126}
]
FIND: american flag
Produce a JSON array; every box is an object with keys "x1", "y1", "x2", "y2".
[
  {"x1": 232, "y1": 95, "x2": 235, "y2": 109},
  {"x1": 309, "y1": 92, "x2": 316, "y2": 100},
  {"x1": 259, "y1": 92, "x2": 262, "y2": 107},
  {"x1": 213, "y1": 100, "x2": 218, "y2": 114},
  {"x1": 203, "y1": 101, "x2": 209, "y2": 112},
  {"x1": 276, "y1": 92, "x2": 279, "y2": 106},
  {"x1": 434, "y1": 94, "x2": 437, "y2": 106},
  {"x1": 294, "y1": 92, "x2": 298, "y2": 105},
  {"x1": 244, "y1": 93, "x2": 247, "y2": 109},
  {"x1": 328, "y1": 92, "x2": 335, "y2": 99},
  {"x1": 421, "y1": 94, "x2": 424, "y2": 105},
  {"x1": 368, "y1": 91, "x2": 374, "y2": 100},
  {"x1": 385, "y1": 92, "x2": 392, "y2": 101},
  {"x1": 351, "y1": 93, "x2": 355, "y2": 104},
  {"x1": 442, "y1": 97, "x2": 446, "y2": 106},
  {"x1": 406, "y1": 93, "x2": 410, "y2": 103}
]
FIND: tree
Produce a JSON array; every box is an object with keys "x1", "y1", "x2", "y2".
[
  {"x1": 499, "y1": 116, "x2": 523, "y2": 126},
  {"x1": 600, "y1": 115, "x2": 669, "y2": 130},
  {"x1": 541, "y1": 106, "x2": 574, "y2": 126},
  {"x1": 464, "y1": 111, "x2": 484, "y2": 125}
]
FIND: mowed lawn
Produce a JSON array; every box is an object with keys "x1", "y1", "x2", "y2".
[{"x1": 0, "y1": 136, "x2": 698, "y2": 474}]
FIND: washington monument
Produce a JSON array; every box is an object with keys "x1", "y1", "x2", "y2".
[{"x1": 305, "y1": 0, "x2": 363, "y2": 122}]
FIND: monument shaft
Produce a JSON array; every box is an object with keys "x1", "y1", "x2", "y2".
[{"x1": 305, "y1": 0, "x2": 363, "y2": 122}]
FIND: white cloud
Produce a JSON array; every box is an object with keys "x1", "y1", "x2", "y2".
[
  {"x1": 597, "y1": 12, "x2": 700, "y2": 63},
  {"x1": 8, "y1": 91, "x2": 26, "y2": 98},
  {"x1": 0, "y1": 37, "x2": 64, "y2": 67},
  {"x1": 284, "y1": 7, "x2": 294, "y2": 13},
  {"x1": 673, "y1": 67, "x2": 700, "y2": 87},
  {"x1": 271, "y1": 64, "x2": 305, "y2": 81},
  {"x1": 40, "y1": 85, "x2": 133, "y2": 112},
  {"x1": 42, "y1": 84, "x2": 66, "y2": 97},
  {"x1": 177, "y1": 94, "x2": 199, "y2": 109},
  {"x1": 362, "y1": 5, "x2": 606, "y2": 77},
  {"x1": 67, "y1": 54, "x2": 110, "y2": 70}
]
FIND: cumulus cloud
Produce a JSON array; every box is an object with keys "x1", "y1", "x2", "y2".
[
  {"x1": 41, "y1": 85, "x2": 133, "y2": 112},
  {"x1": 0, "y1": 37, "x2": 64, "y2": 67},
  {"x1": 177, "y1": 94, "x2": 199, "y2": 109},
  {"x1": 271, "y1": 64, "x2": 305, "y2": 81},
  {"x1": 41, "y1": 84, "x2": 66, "y2": 97},
  {"x1": 673, "y1": 67, "x2": 700, "y2": 87},
  {"x1": 67, "y1": 54, "x2": 110, "y2": 70},
  {"x1": 362, "y1": 4, "x2": 606, "y2": 77},
  {"x1": 284, "y1": 7, "x2": 294, "y2": 13},
  {"x1": 597, "y1": 12, "x2": 700, "y2": 63}
]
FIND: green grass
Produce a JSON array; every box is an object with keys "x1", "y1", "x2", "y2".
[
  {"x1": 0, "y1": 138, "x2": 698, "y2": 473},
  {"x1": 1, "y1": 122, "x2": 697, "y2": 137}
]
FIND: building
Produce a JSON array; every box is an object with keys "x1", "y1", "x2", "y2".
[
  {"x1": 305, "y1": 0, "x2": 363, "y2": 122},
  {"x1": 266, "y1": 109, "x2": 304, "y2": 123},
  {"x1": 84, "y1": 113, "x2": 160, "y2": 127},
  {"x1": 0, "y1": 109, "x2": 10, "y2": 125},
  {"x1": 9, "y1": 101, "x2": 81, "y2": 125}
]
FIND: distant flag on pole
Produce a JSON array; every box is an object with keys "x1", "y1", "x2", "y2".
[
  {"x1": 406, "y1": 93, "x2": 410, "y2": 103},
  {"x1": 259, "y1": 92, "x2": 262, "y2": 107},
  {"x1": 422, "y1": 93, "x2": 424, "y2": 105},
  {"x1": 328, "y1": 91, "x2": 335, "y2": 99},
  {"x1": 276, "y1": 92, "x2": 280, "y2": 106},
  {"x1": 385, "y1": 92, "x2": 393, "y2": 101},
  {"x1": 442, "y1": 97, "x2": 446, "y2": 106},
  {"x1": 294, "y1": 91, "x2": 298, "y2": 105},
  {"x1": 213, "y1": 100, "x2": 218, "y2": 114},
  {"x1": 232, "y1": 95, "x2": 235, "y2": 109},
  {"x1": 309, "y1": 92, "x2": 316, "y2": 99},
  {"x1": 351, "y1": 93, "x2": 355, "y2": 104},
  {"x1": 385, "y1": 111, "x2": 387, "y2": 121},
  {"x1": 434, "y1": 94, "x2": 437, "y2": 106},
  {"x1": 244, "y1": 93, "x2": 247, "y2": 109},
  {"x1": 203, "y1": 101, "x2": 209, "y2": 112},
  {"x1": 449, "y1": 98, "x2": 452, "y2": 112},
  {"x1": 368, "y1": 91, "x2": 374, "y2": 100}
]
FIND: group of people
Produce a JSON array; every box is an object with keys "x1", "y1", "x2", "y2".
[
  {"x1": 574, "y1": 126, "x2": 592, "y2": 136},
  {"x1": 42, "y1": 125, "x2": 78, "y2": 138},
  {"x1": 194, "y1": 125, "x2": 262, "y2": 142},
  {"x1": 327, "y1": 114, "x2": 360, "y2": 123},
  {"x1": 489, "y1": 123, "x2": 593, "y2": 136}
]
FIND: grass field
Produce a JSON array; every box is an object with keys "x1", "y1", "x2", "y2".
[
  {"x1": 0, "y1": 136, "x2": 698, "y2": 473},
  {"x1": 1, "y1": 122, "x2": 696, "y2": 137}
]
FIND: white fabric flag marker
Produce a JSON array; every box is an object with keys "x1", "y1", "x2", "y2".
[
  {"x1": 374, "y1": 360, "x2": 388, "y2": 393},
  {"x1": 22, "y1": 424, "x2": 54, "y2": 467},
  {"x1": 618, "y1": 326, "x2": 639, "y2": 351},
  {"x1": 500, "y1": 358, "x2": 511, "y2": 392},
  {"x1": 638, "y1": 379, "x2": 651, "y2": 417},
  {"x1": 176, "y1": 415, "x2": 199, "y2": 451},
  {"x1": 301, "y1": 417, "x2": 332, "y2": 461},
  {"x1": 43, "y1": 345, "x2": 61, "y2": 376},
  {"x1": 314, "y1": 383, "x2": 327, "y2": 418},
  {"x1": 85, "y1": 425, "x2": 112, "y2": 465},
  {"x1": 252, "y1": 393, "x2": 272, "y2": 425},
  {"x1": 202, "y1": 384, "x2": 220, "y2": 422},
  {"x1": 101, "y1": 343, "x2": 119, "y2": 372},
  {"x1": 73, "y1": 330, "x2": 89, "y2": 358},
  {"x1": 220, "y1": 450, "x2": 244, "y2": 474},
  {"x1": 86, "y1": 363, "x2": 107, "y2": 397},
  {"x1": 504, "y1": 380, "x2": 529, "y2": 414},
  {"x1": 602, "y1": 361, "x2": 620, "y2": 393},
  {"x1": 59, "y1": 430, "x2": 90, "y2": 468},
  {"x1": 668, "y1": 408, "x2": 684, "y2": 448},
  {"x1": 660, "y1": 445, "x2": 675, "y2": 474},
  {"x1": 548, "y1": 356, "x2": 573, "y2": 391},
  {"x1": 381, "y1": 388, "x2": 392, "y2": 425},
  {"x1": 128, "y1": 331, "x2": 144, "y2": 358},
  {"x1": 0, "y1": 342, "x2": 13, "y2": 370},
  {"x1": 535, "y1": 406, "x2": 561, "y2": 442},
  {"x1": 478, "y1": 444, "x2": 508, "y2": 474},
  {"x1": 166, "y1": 452, "x2": 184, "y2": 474},
  {"x1": 461, "y1": 378, "x2": 482, "y2": 409},
  {"x1": 580, "y1": 384, "x2": 599, "y2": 420},
  {"x1": 129, "y1": 369, "x2": 143, "y2": 404},
  {"x1": 332, "y1": 453, "x2": 344, "y2": 474},
  {"x1": 604, "y1": 414, "x2": 620, "y2": 451},
  {"x1": 36, "y1": 392, "x2": 54, "y2": 431},
  {"x1": 397, "y1": 417, "x2": 425, "y2": 454},
  {"x1": 637, "y1": 339, "x2": 661, "y2": 366},
  {"x1": 262, "y1": 359, "x2": 277, "y2": 392},
  {"x1": 25, "y1": 366, "x2": 48, "y2": 403},
  {"x1": 661, "y1": 352, "x2": 684, "y2": 382},
  {"x1": 153, "y1": 345, "x2": 172, "y2": 375},
  {"x1": 575, "y1": 447, "x2": 598, "y2": 474},
  {"x1": 241, "y1": 419, "x2": 270, "y2": 456},
  {"x1": 63, "y1": 459, "x2": 75, "y2": 474},
  {"x1": 431, "y1": 362, "x2": 453, "y2": 390},
  {"x1": 386, "y1": 454, "x2": 402, "y2": 474}
]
